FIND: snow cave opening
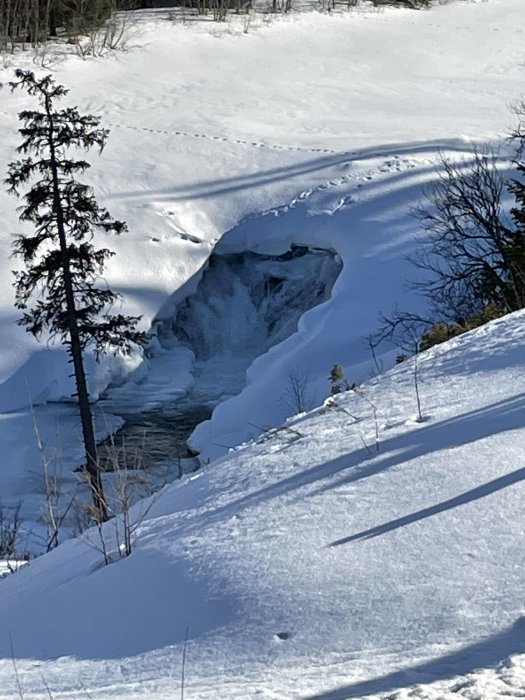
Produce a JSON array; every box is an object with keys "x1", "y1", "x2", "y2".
[{"x1": 100, "y1": 245, "x2": 342, "y2": 471}]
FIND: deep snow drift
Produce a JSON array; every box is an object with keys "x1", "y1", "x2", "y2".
[
  {"x1": 105, "y1": 244, "x2": 341, "y2": 412},
  {"x1": 167, "y1": 246, "x2": 341, "y2": 388}
]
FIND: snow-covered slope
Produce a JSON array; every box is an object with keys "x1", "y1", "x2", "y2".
[
  {"x1": 0, "y1": 0, "x2": 522, "y2": 408},
  {"x1": 0, "y1": 2, "x2": 524, "y2": 695},
  {"x1": 1, "y1": 0, "x2": 524, "y2": 512},
  {"x1": 0, "y1": 309, "x2": 523, "y2": 699}
]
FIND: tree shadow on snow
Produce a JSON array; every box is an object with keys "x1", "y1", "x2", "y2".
[
  {"x1": 208, "y1": 392, "x2": 525, "y2": 526},
  {"x1": 302, "y1": 616, "x2": 525, "y2": 700},
  {"x1": 422, "y1": 338, "x2": 525, "y2": 378},
  {"x1": 106, "y1": 138, "x2": 474, "y2": 203},
  {"x1": 329, "y1": 464, "x2": 525, "y2": 546},
  {"x1": 314, "y1": 391, "x2": 525, "y2": 502},
  {"x1": 0, "y1": 547, "x2": 241, "y2": 661}
]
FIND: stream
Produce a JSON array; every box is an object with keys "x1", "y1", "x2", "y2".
[
  {"x1": 97, "y1": 404, "x2": 211, "y2": 474},
  {"x1": 97, "y1": 245, "x2": 342, "y2": 475}
]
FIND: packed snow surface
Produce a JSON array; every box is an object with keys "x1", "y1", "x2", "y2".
[
  {"x1": 0, "y1": 0, "x2": 524, "y2": 697},
  {"x1": 0, "y1": 309, "x2": 524, "y2": 699}
]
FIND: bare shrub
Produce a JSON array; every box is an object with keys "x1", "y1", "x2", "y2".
[
  {"x1": 77, "y1": 434, "x2": 168, "y2": 564},
  {"x1": 29, "y1": 404, "x2": 79, "y2": 552},
  {"x1": 0, "y1": 503, "x2": 22, "y2": 559},
  {"x1": 373, "y1": 142, "x2": 525, "y2": 356},
  {"x1": 280, "y1": 367, "x2": 315, "y2": 416},
  {"x1": 0, "y1": 503, "x2": 30, "y2": 573},
  {"x1": 75, "y1": 6, "x2": 134, "y2": 57}
]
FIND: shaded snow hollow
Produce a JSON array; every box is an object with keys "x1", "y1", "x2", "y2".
[
  {"x1": 98, "y1": 245, "x2": 341, "y2": 467},
  {"x1": 105, "y1": 244, "x2": 341, "y2": 410}
]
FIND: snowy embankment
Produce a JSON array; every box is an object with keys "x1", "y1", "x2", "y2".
[
  {"x1": 0, "y1": 1, "x2": 524, "y2": 695},
  {"x1": 0, "y1": 310, "x2": 523, "y2": 699},
  {"x1": 0, "y1": 0, "x2": 523, "y2": 425}
]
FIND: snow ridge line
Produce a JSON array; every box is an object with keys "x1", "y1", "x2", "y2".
[
  {"x1": 0, "y1": 110, "x2": 477, "y2": 163},
  {"x1": 90, "y1": 123, "x2": 489, "y2": 168},
  {"x1": 0, "y1": 109, "x2": 476, "y2": 167},
  {"x1": 85, "y1": 121, "x2": 482, "y2": 162}
]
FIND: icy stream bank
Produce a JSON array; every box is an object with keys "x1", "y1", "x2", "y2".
[{"x1": 99, "y1": 245, "x2": 342, "y2": 468}]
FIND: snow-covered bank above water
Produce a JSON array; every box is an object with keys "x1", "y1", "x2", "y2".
[
  {"x1": 1, "y1": 0, "x2": 523, "y2": 414},
  {"x1": 0, "y1": 0, "x2": 524, "y2": 696},
  {"x1": 0, "y1": 309, "x2": 523, "y2": 699},
  {"x1": 0, "y1": 0, "x2": 522, "y2": 555}
]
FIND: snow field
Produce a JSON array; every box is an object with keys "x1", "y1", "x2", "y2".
[
  {"x1": 0, "y1": 0, "x2": 523, "y2": 411},
  {"x1": 0, "y1": 0, "x2": 524, "y2": 697},
  {"x1": 0, "y1": 310, "x2": 523, "y2": 698}
]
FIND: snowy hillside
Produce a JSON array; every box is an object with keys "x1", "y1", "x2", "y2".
[
  {"x1": 0, "y1": 0, "x2": 524, "y2": 697},
  {"x1": 1, "y1": 0, "x2": 524, "y2": 520},
  {"x1": 0, "y1": 309, "x2": 524, "y2": 699}
]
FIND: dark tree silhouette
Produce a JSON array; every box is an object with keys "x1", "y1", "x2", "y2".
[
  {"x1": 411, "y1": 150, "x2": 524, "y2": 323},
  {"x1": 372, "y1": 111, "x2": 525, "y2": 354},
  {"x1": 0, "y1": 0, "x2": 116, "y2": 51},
  {"x1": 508, "y1": 101, "x2": 525, "y2": 279},
  {"x1": 6, "y1": 70, "x2": 148, "y2": 523}
]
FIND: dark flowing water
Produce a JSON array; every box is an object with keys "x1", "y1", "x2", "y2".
[
  {"x1": 97, "y1": 404, "x2": 212, "y2": 473},
  {"x1": 97, "y1": 245, "x2": 342, "y2": 475}
]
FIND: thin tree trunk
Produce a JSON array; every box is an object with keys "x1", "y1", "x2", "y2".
[{"x1": 44, "y1": 93, "x2": 108, "y2": 523}]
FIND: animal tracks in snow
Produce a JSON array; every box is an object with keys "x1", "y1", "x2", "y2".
[
  {"x1": 106, "y1": 120, "x2": 342, "y2": 156},
  {"x1": 267, "y1": 153, "x2": 423, "y2": 217},
  {"x1": 154, "y1": 207, "x2": 204, "y2": 244}
]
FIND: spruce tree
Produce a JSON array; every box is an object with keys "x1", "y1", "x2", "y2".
[
  {"x1": 508, "y1": 105, "x2": 525, "y2": 309},
  {"x1": 507, "y1": 166, "x2": 525, "y2": 307},
  {"x1": 6, "y1": 70, "x2": 147, "y2": 523}
]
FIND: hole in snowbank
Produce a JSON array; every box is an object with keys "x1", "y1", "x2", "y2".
[
  {"x1": 159, "y1": 245, "x2": 342, "y2": 390},
  {"x1": 101, "y1": 245, "x2": 342, "y2": 469}
]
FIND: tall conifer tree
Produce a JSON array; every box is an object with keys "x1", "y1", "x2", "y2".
[{"x1": 6, "y1": 70, "x2": 147, "y2": 523}]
